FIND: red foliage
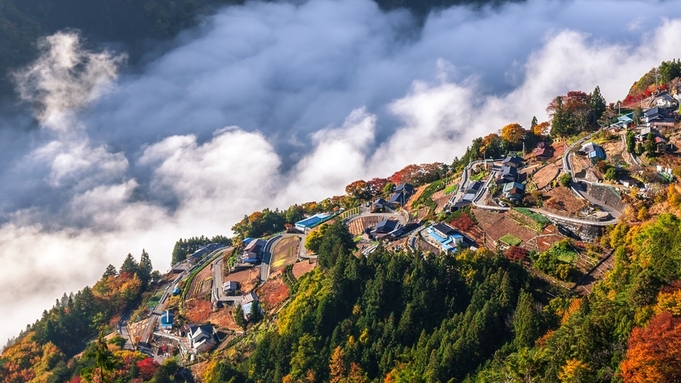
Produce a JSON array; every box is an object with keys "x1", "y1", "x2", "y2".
[
  {"x1": 620, "y1": 312, "x2": 681, "y2": 383},
  {"x1": 505, "y1": 246, "x2": 528, "y2": 262},
  {"x1": 69, "y1": 376, "x2": 82, "y2": 383},
  {"x1": 137, "y1": 357, "x2": 160, "y2": 380},
  {"x1": 450, "y1": 215, "x2": 476, "y2": 233},
  {"x1": 388, "y1": 163, "x2": 445, "y2": 186}
]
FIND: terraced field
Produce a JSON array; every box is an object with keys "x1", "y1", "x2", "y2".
[
  {"x1": 271, "y1": 237, "x2": 300, "y2": 273},
  {"x1": 347, "y1": 216, "x2": 382, "y2": 236},
  {"x1": 473, "y1": 209, "x2": 539, "y2": 251}
]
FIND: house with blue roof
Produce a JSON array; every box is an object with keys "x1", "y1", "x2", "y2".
[
  {"x1": 502, "y1": 182, "x2": 525, "y2": 202},
  {"x1": 295, "y1": 213, "x2": 331, "y2": 232},
  {"x1": 582, "y1": 142, "x2": 606, "y2": 164},
  {"x1": 426, "y1": 223, "x2": 465, "y2": 253}
]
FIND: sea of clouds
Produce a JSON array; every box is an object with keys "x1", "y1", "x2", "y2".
[{"x1": 2, "y1": 0, "x2": 681, "y2": 343}]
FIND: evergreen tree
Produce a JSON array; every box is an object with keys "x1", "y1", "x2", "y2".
[
  {"x1": 102, "y1": 264, "x2": 117, "y2": 279},
  {"x1": 235, "y1": 305, "x2": 246, "y2": 329},
  {"x1": 120, "y1": 253, "x2": 139, "y2": 276},
  {"x1": 589, "y1": 86, "x2": 607, "y2": 125},
  {"x1": 250, "y1": 301, "x2": 263, "y2": 323},
  {"x1": 138, "y1": 250, "x2": 153, "y2": 287},
  {"x1": 513, "y1": 290, "x2": 542, "y2": 349}
]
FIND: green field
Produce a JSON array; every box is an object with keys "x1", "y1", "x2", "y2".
[
  {"x1": 444, "y1": 184, "x2": 458, "y2": 195},
  {"x1": 499, "y1": 234, "x2": 522, "y2": 246}
]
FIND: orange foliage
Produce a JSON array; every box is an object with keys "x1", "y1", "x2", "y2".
[
  {"x1": 500, "y1": 123, "x2": 526, "y2": 144},
  {"x1": 620, "y1": 312, "x2": 681, "y2": 383}
]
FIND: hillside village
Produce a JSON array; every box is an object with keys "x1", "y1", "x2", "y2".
[
  {"x1": 4, "y1": 62, "x2": 681, "y2": 382},
  {"x1": 115, "y1": 74, "x2": 681, "y2": 368}
]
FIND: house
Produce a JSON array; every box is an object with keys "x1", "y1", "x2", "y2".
[
  {"x1": 581, "y1": 142, "x2": 606, "y2": 163},
  {"x1": 498, "y1": 165, "x2": 518, "y2": 182},
  {"x1": 652, "y1": 92, "x2": 679, "y2": 109},
  {"x1": 426, "y1": 223, "x2": 465, "y2": 253},
  {"x1": 295, "y1": 213, "x2": 331, "y2": 232},
  {"x1": 371, "y1": 198, "x2": 389, "y2": 213},
  {"x1": 223, "y1": 281, "x2": 239, "y2": 295},
  {"x1": 242, "y1": 239, "x2": 265, "y2": 263},
  {"x1": 187, "y1": 324, "x2": 216, "y2": 353},
  {"x1": 502, "y1": 156, "x2": 524, "y2": 168},
  {"x1": 533, "y1": 142, "x2": 554, "y2": 161},
  {"x1": 188, "y1": 243, "x2": 223, "y2": 263},
  {"x1": 241, "y1": 292, "x2": 261, "y2": 320},
  {"x1": 644, "y1": 107, "x2": 676, "y2": 128},
  {"x1": 371, "y1": 219, "x2": 402, "y2": 239},
  {"x1": 502, "y1": 182, "x2": 525, "y2": 202},
  {"x1": 389, "y1": 183, "x2": 414, "y2": 207},
  {"x1": 160, "y1": 310, "x2": 174, "y2": 330}
]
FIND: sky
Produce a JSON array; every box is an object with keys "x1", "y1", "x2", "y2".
[{"x1": 2, "y1": 0, "x2": 681, "y2": 344}]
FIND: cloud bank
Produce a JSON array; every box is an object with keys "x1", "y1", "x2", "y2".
[{"x1": 2, "y1": 0, "x2": 681, "y2": 343}]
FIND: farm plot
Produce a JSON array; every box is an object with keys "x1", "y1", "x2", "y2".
[
  {"x1": 473, "y1": 209, "x2": 538, "y2": 251},
  {"x1": 532, "y1": 163, "x2": 560, "y2": 189},
  {"x1": 225, "y1": 267, "x2": 260, "y2": 294},
  {"x1": 348, "y1": 216, "x2": 382, "y2": 236},
  {"x1": 404, "y1": 184, "x2": 429, "y2": 211},
  {"x1": 430, "y1": 189, "x2": 451, "y2": 213},
  {"x1": 186, "y1": 266, "x2": 213, "y2": 300},
  {"x1": 258, "y1": 276, "x2": 289, "y2": 313},
  {"x1": 543, "y1": 187, "x2": 588, "y2": 216},
  {"x1": 292, "y1": 260, "x2": 316, "y2": 279},
  {"x1": 270, "y1": 236, "x2": 300, "y2": 273}
]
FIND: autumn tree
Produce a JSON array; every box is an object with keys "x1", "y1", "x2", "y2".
[
  {"x1": 345, "y1": 180, "x2": 372, "y2": 201},
  {"x1": 620, "y1": 312, "x2": 681, "y2": 383},
  {"x1": 500, "y1": 123, "x2": 526, "y2": 145},
  {"x1": 329, "y1": 346, "x2": 347, "y2": 383},
  {"x1": 533, "y1": 121, "x2": 551, "y2": 137}
]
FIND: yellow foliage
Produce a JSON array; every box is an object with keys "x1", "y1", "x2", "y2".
[
  {"x1": 561, "y1": 298, "x2": 582, "y2": 324},
  {"x1": 655, "y1": 289, "x2": 681, "y2": 316},
  {"x1": 359, "y1": 328, "x2": 369, "y2": 344},
  {"x1": 277, "y1": 269, "x2": 331, "y2": 335},
  {"x1": 558, "y1": 359, "x2": 590, "y2": 383}
]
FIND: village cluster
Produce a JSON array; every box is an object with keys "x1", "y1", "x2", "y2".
[{"x1": 119, "y1": 86, "x2": 681, "y2": 366}]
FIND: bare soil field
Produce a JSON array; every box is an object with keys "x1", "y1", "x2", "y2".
[
  {"x1": 271, "y1": 237, "x2": 300, "y2": 273},
  {"x1": 258, "y1": 275, "x2": 289, "y2": 313},
  {"x1": 473, "y1": 209, "x2": 538, "y2": 250},
  {"x1": 292, "y1": 260, "x2": 316, "y2": 279},
  {"x1": 533, "y1": 163, "x2": 560, "y2": 189},
  {"x1": 225, "y1": 267, "x2": 260, "y2": 293},
  {"x1": 185, "y1": 299, "x2": 212, "y2": 323},
  {"x1": 413, "y1": 207, "x2": 430, "y2": 221},
  {"x1": 405, "y1": 184, "x2": 429, "y2": 210},
  {"x1": 543, "y1": 187, "x2": 588, "y2": 216},
  {"x1": 601, "y1": 140, "x2": 626, "y2": 167},
  {"x1": 348, "y1": 216, "x2": 381, "y2": 236},
  {"x1": 430, "y1": 189, "x2": 451, "y2": 213},
  {"x1": 187, "y1": 265, "x2": 213, "y2": 300},
  {"x1": 207, "y1": 306, "x2": 240, "y2": 331},
  {"x1": 417, "y1": 237, "x2": 441, "y2": 255}
]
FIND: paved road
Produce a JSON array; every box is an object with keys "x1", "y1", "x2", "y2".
[
  {"x1": 117, "y1": 310, "x2": 135, "y2": 350},
  {"x1": 260, "y1": 235, "x2": 282, "y2": 282},
  {"x1": 139, "y1": 246, "x2": 226, "y2": 351}
]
